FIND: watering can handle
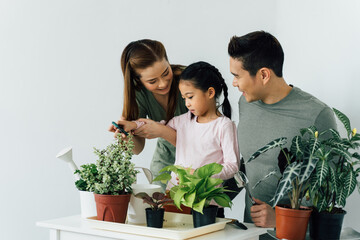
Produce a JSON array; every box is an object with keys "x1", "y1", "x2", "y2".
[{"x1": 135, "y1": 167, "x2": 153, "y2": 184}]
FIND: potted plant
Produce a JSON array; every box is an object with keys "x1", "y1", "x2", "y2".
[
  {"x1": 90, "y1": 135, "x2": 139, "y2": 223},
  {"x1": 308, "y1": 108, "x2": 360, "y2": 239},
  {"x1": 247, "y1": 127, "x2": 321, "y2": 239},
  {"x1": 154, "y1": 163, "x2": 233, "y2": 228},
  {"x1": 135, "y1": 192, "x2": 173, "y2": 228},
  {"x1": 74, "y1": 163, "x2": 98, "y2": 218}
]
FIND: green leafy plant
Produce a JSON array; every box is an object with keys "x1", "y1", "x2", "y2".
[
  {"x1": 153, "y1": 163, "x2": 233, "y2": 214},
  {"x1": 74, "y1": 163, "x2": 99, "y2": 192},
  {"x1": 135, "y1": 192, "x2": 173, "y2": 210},
  {"x1": 79, "y1": 135, "x2": 139, "y2": 195},
  {"x1": 309, "y1": 108, "x2": 360, "y2": 212},
  {"x1": 248, "y1": 128, "x2": 321, "y2": 209}
]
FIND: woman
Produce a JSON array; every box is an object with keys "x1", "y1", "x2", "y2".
[{"x1": 109, "y1": 39, "x2": 187, "y2": 189}]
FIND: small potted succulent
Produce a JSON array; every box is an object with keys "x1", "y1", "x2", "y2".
[
  {"x1": 154, "y1": 163, "x2": 233, "y2": 228},
  {"x1": 85, "y1": 135, "x2": 139, "y2": 223},
  {"x1": 135, "y1": 192, "x2": 173, "y2": 228},
  {"x1": 247, "y1": 128, "x2": 320, "y2": 239},
  {"x1": 308, "y1": 108, "x2": 360, "y2": 239}
]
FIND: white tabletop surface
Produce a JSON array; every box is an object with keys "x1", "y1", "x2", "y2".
[{"x1": 37, "y1": 215, "x2": 269, "y2": 240}]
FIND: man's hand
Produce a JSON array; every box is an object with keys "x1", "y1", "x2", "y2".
[{"x1": 250, "y1": 198, "x2": 276, "y2": 228}]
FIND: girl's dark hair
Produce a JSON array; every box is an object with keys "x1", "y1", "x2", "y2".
[
  {"x1": 180, "y1": 61, "x2": 232, "y2": 119},
  {"x1": 121, "y1": 39, "x2": 182, "y2": 122}
]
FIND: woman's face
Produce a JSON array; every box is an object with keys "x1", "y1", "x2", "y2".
[{"x1": 136, "y1": 58, "x2": 173, "y2": 96}]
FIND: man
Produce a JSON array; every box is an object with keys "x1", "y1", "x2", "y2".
[{"x1": 228, "y1": 31, "x2": 336, "y2": 230}]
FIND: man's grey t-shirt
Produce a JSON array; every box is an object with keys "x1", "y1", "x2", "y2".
[{"x1": 237, "y1": 86, "x2": 337, "y2": 223}]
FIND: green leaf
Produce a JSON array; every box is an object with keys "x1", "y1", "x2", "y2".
[
  {"x1": 271, "y1": 162, "x2": 301, "y2": 207},
  {"x1": 195, "y1": 163, "x2": 223, "y2": 178},
  {"x1": 333, "y1": 108, "x2": 352, "y2": 136},
  {"x1": 328, "y1": 128, "x2": 341, "y2": 140},
  {"x1": 290, "y1": 136, "x2": 304, "y2": 159},
  {"x1": 351, "y1": 133, "x2": 360, "y2": 142},
  {"x1": 299, "y1": 157, "x2": 318, "y2": 184},
  {"x1": 317, "y1": 194, "x2": 329, "y2": 212},
  {"x1": 353, "y1": 152, "x2": 360, "y2": 161},
  {"x1": 344, "y1": 170, "x2": 357, "y2": 198},
  {"x1": 331, "y1": 147, "x2": 352, "y2": 162},
  {"x1": 213, "y1": 194, "x2": 232, "y2": 208},
  {"x1": 192, "y1": 198, "x2": 206, "y2": 214},
  {"x1": 247, "y1": 137, "x2": 287, "y2": 163},
  {"x1": 329, "y1": 167, "x2": 339, "y2": 195},
  {"x1": 316, "y1": 159, "x2": 329, "y2": 187},
  {"x1": 205, "y1": 177, "x2": 223, "y2": 189},
  {"x1": 183, "y1": 191, "x2": 196, "y2": 208},
  {"x1": 173, "y1": 188, "x2": 188, "y2": 209},
  {"x1": 300, "y1": 126, "x2": 317, "y2": 136},
  {"x1": 336, "y1": 186, "x2": 347, "y2": 207},
  {"x1": 153, "y1": 172, "x2": 172, "y2": 184}
]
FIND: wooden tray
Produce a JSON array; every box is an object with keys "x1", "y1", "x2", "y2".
[{"x1": 85, "y1": 212, "x2": 231, "y2": 239}]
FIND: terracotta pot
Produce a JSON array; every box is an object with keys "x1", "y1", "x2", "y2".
[
  {"x1": 94, "y1": 193, "x2": 131, "y2": 223},
  {"x1": 163, "y1": 204, "x2": 192, "y2": 214},
  {"x1": 275, "y1": 205, "x2": 312, "y2": 240}
]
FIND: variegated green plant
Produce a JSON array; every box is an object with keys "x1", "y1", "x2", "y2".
[
  {"x1": 309, "y1": 108, "x2": 360, "y2": 212},
  {"x1": 153, "y1": 163, "x2": 232, "y2": 214},
  {"x1": 248, "y1": 127, "x2": 322, "y2": 209}
]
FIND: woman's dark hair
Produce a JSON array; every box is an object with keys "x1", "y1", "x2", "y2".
[
  {"x1": 121, "y1": 39, "x2": 182, "y2": 122},
  {"x1": 228, "y1": 31, "x2": 284, "y2": 77},
  {"x1": 180, "y1": 61, "x2": 231, "y2": 119}
]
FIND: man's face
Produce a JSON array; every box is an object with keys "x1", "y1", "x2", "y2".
[{"x1": 230, "y1": 57, "x2": 262, "y2": 103}]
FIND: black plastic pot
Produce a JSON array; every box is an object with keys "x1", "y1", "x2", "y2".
[
  {"x1": 309, "y1": 209, "x2": 346, "y2": 240},
  {"x1": 192, "y1": 205, "x2": 218, "y2": 228},
  {"x1": 145, "y1": 208, "x2": 165, "y2": 228}
]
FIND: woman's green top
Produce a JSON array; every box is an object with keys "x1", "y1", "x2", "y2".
[{"x1": 136, "y1": 86, "x2": 187, "y2": 189}]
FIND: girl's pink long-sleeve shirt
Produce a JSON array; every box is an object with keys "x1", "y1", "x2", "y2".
[{"x1": 166, "y1": 111, "x2": 240, "y2": 189}]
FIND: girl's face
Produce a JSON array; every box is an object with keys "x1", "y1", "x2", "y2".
[
  {"x1": 136, "y1": 58, "x2": 173, "y2": 96},
  {"x1": 179, "y1": 81, "x2": 214, "y2": 117}
]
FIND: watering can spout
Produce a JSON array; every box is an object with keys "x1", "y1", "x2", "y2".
[{"x1": 56, "y1": 147, "x2": 80, "y2": 180}]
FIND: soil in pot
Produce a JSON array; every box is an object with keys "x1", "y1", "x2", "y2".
[
  {"x1": 309, "y1": 207, "x2": 346, "y2": 240},
  {"x1": 192, "y1": 205, "x2": 218, "y2": 228},
  {"x1": 94, "y1": 193, "x2": 131, "y2": 223},
  {"x1": 145, "y1": 208, "x2": 165, "y2": 228},
  {"x1": 275, "y1": 205, "x2": 312, "y2": 240}
]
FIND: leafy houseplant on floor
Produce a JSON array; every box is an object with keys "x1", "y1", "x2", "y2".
[
  {"x1": 154, "y1": 163, "x2": 233, "y2": 228},
  {"x1": 135, "y1": 192, "x2": 173, "y2": 228},
  {"x1": 247, "y1": 126, "x2": 323, "y2": 240},
  {"x1": 308, "y1": 108, "x2": 360, "y2": 239},
  {"x1": 89, "y1": 135, "x2": 139, "y2": 223}
]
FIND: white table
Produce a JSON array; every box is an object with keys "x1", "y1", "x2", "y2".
[{"x1": 37, "y1": 215, "x2": 268, "y2": 240}]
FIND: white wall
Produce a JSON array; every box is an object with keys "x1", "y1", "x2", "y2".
[{"x1": 0, "y1": 0, "x2": 359, "y2": 239}]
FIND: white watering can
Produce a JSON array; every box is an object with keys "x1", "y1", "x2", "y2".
[{"x1": 127, "y1": 167, "x2": 162, "y2": 224}]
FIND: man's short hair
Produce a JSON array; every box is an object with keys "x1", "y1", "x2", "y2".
[{"x1": 228, "y1": 31, "x2": 284, "y2": 77}]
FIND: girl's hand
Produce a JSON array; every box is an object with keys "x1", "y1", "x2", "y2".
[{"x1": 133, "y1": 118, "x2": 165, "y2": 139}]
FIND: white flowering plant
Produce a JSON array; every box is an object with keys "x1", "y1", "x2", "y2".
[{"x1": 85, "y1": 135, "x2": 139, "y2": 195}]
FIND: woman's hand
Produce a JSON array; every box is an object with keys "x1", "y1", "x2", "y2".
[{"x1": 108, "y1": 119, "x2": 137, "y2": 139}]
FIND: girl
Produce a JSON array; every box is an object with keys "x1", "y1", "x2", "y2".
[
  {"x1": 108, "y1": 39, "x2": 188, "y2": 189},
  {"x1": 166, "y1": 61, "x2": 239, "y2": 187},
  {"x1": 119, "y1": 61, "x2": 240, "y2": 217}
]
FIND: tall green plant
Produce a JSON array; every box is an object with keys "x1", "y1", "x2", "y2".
[
  {"x1": 248, "y1": 127, "x2": 321, "y2": 209},
  {"x1": 309, "y1": 108, "x2": 360, "y2": 212},
  {"x1": 153, "y1": 163, "x2": 232, "y2": 214}
]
